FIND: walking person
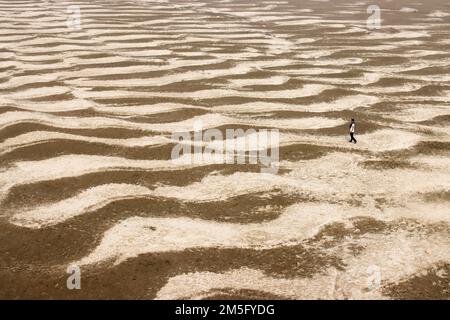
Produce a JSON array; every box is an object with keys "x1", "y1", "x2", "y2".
[{"x1": 349, "y1": 118, "x2": 357, "y2": 143}]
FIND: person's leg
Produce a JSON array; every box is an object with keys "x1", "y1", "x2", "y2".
[{"x1": 350, "y1": 133, "x2": 355, "y2": 142}]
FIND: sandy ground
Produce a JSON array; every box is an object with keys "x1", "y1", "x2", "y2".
[{"x1": 0, "y1": 0, "x2": 449, "y2": 299}]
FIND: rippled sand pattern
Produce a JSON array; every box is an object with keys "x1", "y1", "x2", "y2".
[{"x1": 0, "y1": 0, "x2": 449, "y2": 299}]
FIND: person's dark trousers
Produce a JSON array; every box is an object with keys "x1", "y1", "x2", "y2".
[{"x1": 350, "y1": 133, "x2": 357, "y2": 143}]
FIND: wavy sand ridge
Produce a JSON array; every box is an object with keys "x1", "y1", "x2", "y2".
[{"x1": 0, "y1": 0, "x2": 449, "y2": 299}]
